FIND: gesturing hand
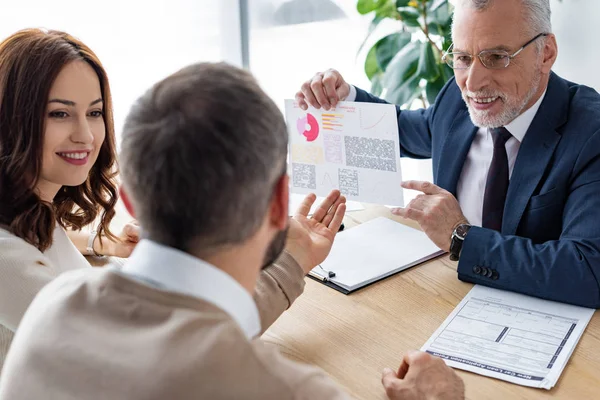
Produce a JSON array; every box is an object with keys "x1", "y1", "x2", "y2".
[
  {"x1": 392, "y1": 181, "x2": 468, "y2": 252},
  {"x1": 285, "y1": 190, "x2": 346, "y2": 274}
]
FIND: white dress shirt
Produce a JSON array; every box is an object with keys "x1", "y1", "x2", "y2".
[
  {"x1": 456, "y1": 92, "x2": 546, "y2": 226},
  {"x1": 346, "y1": 85, "x2": 546, "y2": 226},
  {"x1": 116, "y1": 239, "x2": 261, "y2": 339}
]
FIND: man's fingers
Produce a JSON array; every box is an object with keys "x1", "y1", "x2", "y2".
[
  {"x1": 295, "y1": 91, "x2": 308, "y2": 111},
  {"x1": 381, "y1": 367, "x2": 398, "y2": 387},
  {"x1": 402, "y1": 180, "x2": 444, "y2": 196},
  {"x1": 321, "y1": 195, "x2": 346, "y2": 227},
  {"x1": 295, "y1": 193, "x2": 317, "y2": 217},
  {"x1": 392, "y1": 206, "x2": 424, "y2": 221},
  {"x1": 300, "y1": 81, "x2": 320, "y2": 109},
  {"x1": 405, "y1": 195, "x2": 427, "y2": 211},
  {"x1": 397, "y1": 359, "x2": 410, "y2": 379},
  {"x1": 309, "y1": 74, "x2": 331, "y2": 109},
  {"x1": 327, "y1": 203, "x2": 346, "y2": 232},
  {"x1": 312, "y1": 190, "x2": 341, "y2": 221},
  {"x1": 322, "y1": 70, "x2": 341, "y2": 108},
  {"x1": 336, "y1": 83, "x2": 350, "y2": 103},
  {"x1": 381, "y1": 367, "x2": 407, "y2": 398}
]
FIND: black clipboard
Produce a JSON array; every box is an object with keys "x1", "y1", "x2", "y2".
[{"x1": 307, "y1": 250, "x2": 446, "y2": 295}]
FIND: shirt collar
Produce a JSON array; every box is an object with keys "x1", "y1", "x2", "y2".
[
  {"x1": 503, "y1": 89, "x2": 547, "y2": 143},
  {"x1": 119, "y1": 239, "x2": 261, "y2": 339}
]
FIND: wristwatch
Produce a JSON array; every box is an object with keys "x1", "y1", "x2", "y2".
[
  {"x1": 86, "y1": 229, "x2": 103, "y2": 257},
  {"x1": 449, "y1": 224, "x2": 472, "y2": 261}
]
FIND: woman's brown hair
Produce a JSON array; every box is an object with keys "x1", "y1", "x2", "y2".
[{"x1": 0, "y1": 28, "x2": 118, "y2": 251}]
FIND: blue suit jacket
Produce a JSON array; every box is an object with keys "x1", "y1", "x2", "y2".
[{"x1": 355, "y1": 72, "x2": 600, "y2": 308}]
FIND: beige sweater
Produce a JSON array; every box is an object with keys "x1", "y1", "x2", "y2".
[
  {"x1": 0, "y1": 252, "x2": 349, "y2": 399},
  {"x1": 0, "y1": 226, "x2": 90, "y2": 371}
]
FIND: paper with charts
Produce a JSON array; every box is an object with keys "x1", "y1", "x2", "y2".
[
  {"x1": 421, "y1": 285, "x2": 595, "y2": 389},
  {"x1": 285, "y1": 100, "x2": 403, "y2": 206}
]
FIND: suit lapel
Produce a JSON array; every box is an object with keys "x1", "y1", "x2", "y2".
[
  {"x1": 436, "y1": 109, "x2": 478, "y2": 195},
  {"x1": 502, "y1": 73, "x2": 568, "y2": 234}
]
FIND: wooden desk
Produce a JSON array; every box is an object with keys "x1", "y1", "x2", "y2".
[{"x1": 262, "y1": 205, "x2": 600, "y2": 400}]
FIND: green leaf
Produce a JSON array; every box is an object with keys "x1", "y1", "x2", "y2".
[
  {"x1": 386, "y1": 73, "x2": 421, "y2": 106},
  {"x1": 428, "y1": 0, "x2": 448, "y2": 12},
  {"x1": 357, "y1": 0, "x2": 387, "y2": 15},
  {"x1": 371, "y1": 74, "x2": 384, "y2": 97},
  {"x1": 425, "y1": 62, "x2": 454, "y2": 105},
  {"x1": 417, "y1": 42, "x2": 440, "y2": 82},
  {"x1": 364, "y1": 46, "x2": 381, "y2": 80},
  {"x1": 427, "y1": 22, "x2": 443, "y2": 36},
  {"x1": 375, "y1": 0, "x2": 399, "y2": 19},
  {"x1": 357, "y1": 14, "x2": 385, "y2": 56},
  {"x1": 440, "y1": 62, "x2": 454, "y2": 82},
  {"x1": 427, "y1": 1, "x2": 452, "y2": 25},
  {"x1": 397, "y1": 7, "x2": 421, "y2": 27},
  {"x1": 395, "y1": 0, "x2": 410, "y2": 6},
  {"x1": 383, "y1": 41, "x2": 422, "y2": 89},
  {"x1": 375, "y1": 32, "x2": 411, "y2": 71}
]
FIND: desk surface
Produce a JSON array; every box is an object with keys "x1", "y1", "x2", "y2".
[{"x1": 262, "y1": 205, "x2": 600, "y2": 400}]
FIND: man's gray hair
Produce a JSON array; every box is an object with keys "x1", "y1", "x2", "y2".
[
  {"x1": 456, "y1": 0, "x2": 552, "y2": 51},
  {"x1": 120, "y1": 62, "x2": 288, "y2": 254}
]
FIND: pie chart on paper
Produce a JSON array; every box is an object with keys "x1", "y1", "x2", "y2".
[{"x1": 296, "y1": 113, "x2": 320, "y2": 142}]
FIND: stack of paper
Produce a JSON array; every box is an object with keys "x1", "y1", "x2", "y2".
[
  {"x1": 422, "y1": 285, "x2": 595, "y2": 389},
  {"x1": 309, "y1": 217, "x2": 443, "y2": 293}
]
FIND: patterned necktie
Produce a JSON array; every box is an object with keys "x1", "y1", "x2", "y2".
[{"x1": 482, "y1": 127, "x2": 513, "y2": 231}]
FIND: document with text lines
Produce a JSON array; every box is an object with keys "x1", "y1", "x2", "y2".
[
  {"x1": 285, "y1": 100, "x2": 403, "y2": 206},
  {"x1": 422, "y1": 285, "x2": 595, "y2": 389}
]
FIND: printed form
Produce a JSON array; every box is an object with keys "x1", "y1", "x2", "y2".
[
  {"x1": 284, "y1": 100, "x2": 403, "y2": 206},
  {"x1": 422, "y1": 285, "x2": 594, "y2": 389}
]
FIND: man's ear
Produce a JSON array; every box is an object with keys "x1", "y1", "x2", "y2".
[
  {"x1": 541, "y1": 34, "x2": 558, "y2": 74},
  {"x1": 119, "y1": 186, "x2": 136, "y2": 218},
  {"x1": 270, "y1": 174, "x2": 289, "y2": 230}
]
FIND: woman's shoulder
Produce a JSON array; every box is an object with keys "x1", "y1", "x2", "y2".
[{"x1": 0, "y1": 226, "x2": 47, "y2": 264}]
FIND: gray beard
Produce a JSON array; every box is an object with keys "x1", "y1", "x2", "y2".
[{"x1": 261, "y1": 226, "x2": 289, "y2": 269}]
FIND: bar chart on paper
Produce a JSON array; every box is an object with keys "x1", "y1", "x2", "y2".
[
  {"x1": 285, "y1": 100, "x2": 403, "y2": 206},
  {"x1": 422, "y1": 285, "x2": 595, "y2": 389}
]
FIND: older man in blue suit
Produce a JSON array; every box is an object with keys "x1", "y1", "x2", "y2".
[{"x1": 295, "y1": 0, "x2": 600, "y2": 308}]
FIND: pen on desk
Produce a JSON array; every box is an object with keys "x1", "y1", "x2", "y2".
[{"x1": 308, "y1": 271, "x2": 328, "y2": 282}]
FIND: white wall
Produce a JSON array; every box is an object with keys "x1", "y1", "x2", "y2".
[
  {"x1": 0, "y1": 0, "x2": 243, "y2": 138},
  {"x1": 551, "y1": 0, "x2": 600, "y2": 91}
]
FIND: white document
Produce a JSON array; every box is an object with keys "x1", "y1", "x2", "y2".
[
  {"x1": 421, "y1": 285, "x2": 595, "y2": 389},
  {"x1": 288, "y1": 193, "x2": 364, "y2": 216},
  {"x1": 310, "y1": 217, "x2": 443, "y2": 292},
  {"x1": 285, "y1": 100, "x2": 403, "y2": 206}
]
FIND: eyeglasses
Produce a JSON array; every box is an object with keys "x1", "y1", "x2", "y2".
[{"x1": 442, "y1": 33, "x2": 549, "y2": 70}]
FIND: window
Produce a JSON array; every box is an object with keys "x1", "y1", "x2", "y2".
[
  {"x1": 248, "y1": 0, "x2": 433, "y2": 192},
  {"x1": 0, "y1": 0, "x2": 242, "y2": 140}
]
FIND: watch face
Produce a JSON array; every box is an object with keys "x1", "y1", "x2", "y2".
[{"x1": 455, "y1": 224, "x2": 471, "y2": 239}]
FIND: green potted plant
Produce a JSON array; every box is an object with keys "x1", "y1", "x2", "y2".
[{"x1": 357, "y1": 0, "x2": 454, "y2": 107}]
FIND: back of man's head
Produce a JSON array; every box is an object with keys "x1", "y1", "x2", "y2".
[{"x1": 120, "y1": 62, "x2": 288, "y2": 254}]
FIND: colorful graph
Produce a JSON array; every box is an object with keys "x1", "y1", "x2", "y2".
[
  {"x1": 359, "y1": 108, "x2": 387, "y2": 130},
  {"x1": 321, "y1": 112, "x2": 344, "y2": 132},
  {"x1": 296, "y1": 113, "x2": 320, "y2": 142}
]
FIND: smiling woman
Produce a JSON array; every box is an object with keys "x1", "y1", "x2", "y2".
[
  {"x1": 0, "y1": 29, "x2": 121, "y2": 370},
  {"x1": 0, "y1": 29, "x2": 118, "y2": 249}
]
